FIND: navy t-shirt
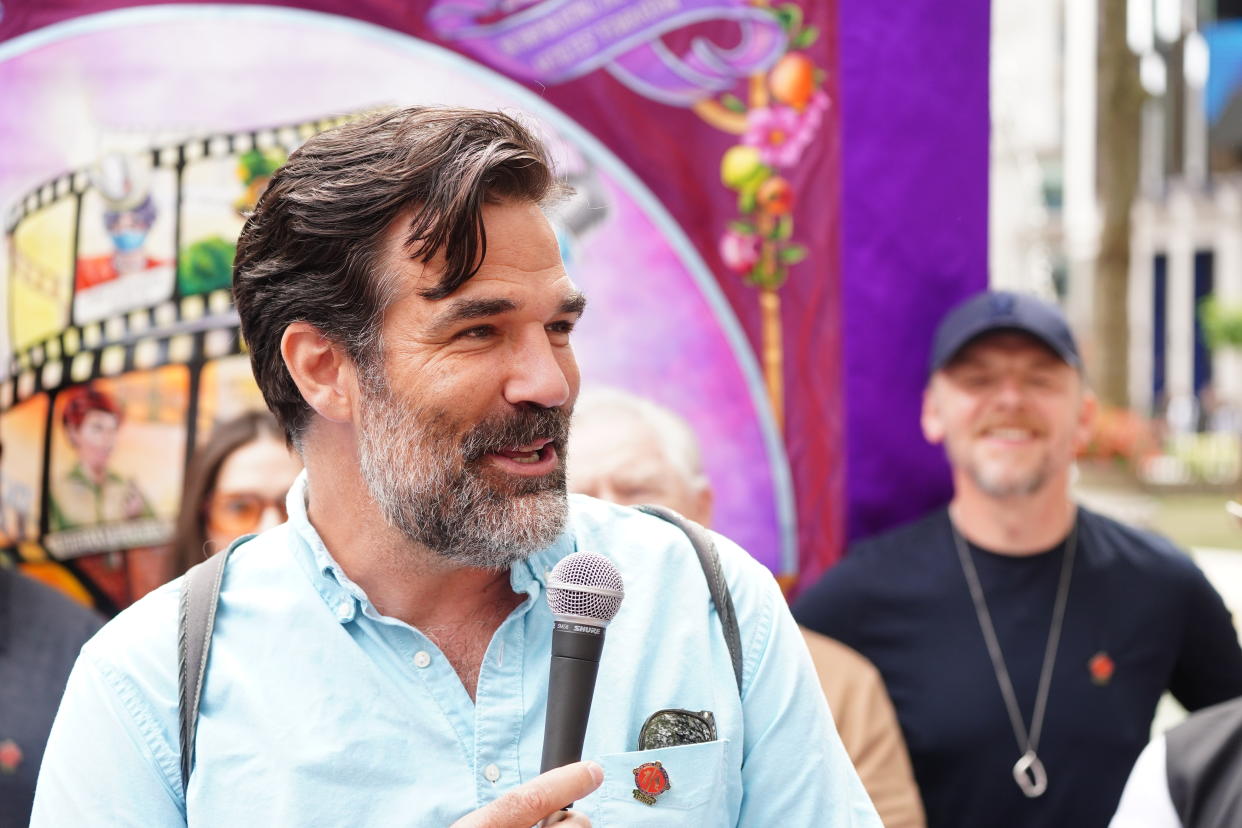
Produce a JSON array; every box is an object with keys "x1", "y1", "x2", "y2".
[
  {"x1": 793, "y1": 507, "x2": 1242, "y2": 828},
  {"x1": 0, "y1": 567, "x2": 102, "y2": 828}
]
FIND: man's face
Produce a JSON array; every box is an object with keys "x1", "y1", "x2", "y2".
[
  {"x1": 68, "y1": 410, "x2": 119, "y2": 474},
  {"x1": 922, "y1": 332, "x2": 1094, "y2": 499},
  {"x1": 355, "y1": 200, "x2": 583, "y2": 569},
  {"x1": 568, "y1": 415, "x2": 712, "y2": 526}
]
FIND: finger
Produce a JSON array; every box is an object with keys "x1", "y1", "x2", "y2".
[{"x1": 451, "y1": 761, "x2": 603, "y2": 828}]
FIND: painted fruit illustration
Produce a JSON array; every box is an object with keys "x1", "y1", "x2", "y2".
[
  {"x1": 769, "y1": 52, "x2": 816, "y2": 110},
  {"x1": 756, "y1": 177, "x2": 794, "y2": 215}
]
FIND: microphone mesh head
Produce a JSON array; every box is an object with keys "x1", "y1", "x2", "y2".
[{"x1": 546, "y1": 551, "x2": 625, "y2": 624}]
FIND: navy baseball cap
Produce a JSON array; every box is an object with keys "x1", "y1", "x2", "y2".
[{"x1": 929, "y1": 291, "x2": 1081, "y2": 375}]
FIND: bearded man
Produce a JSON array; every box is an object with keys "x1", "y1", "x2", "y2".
[
  {"x1": 794, "y1": 291, "x2": 1242, "y2": 828},
  {"x1": 32, "y1": 108, "x2": 877, "y2": 827}
]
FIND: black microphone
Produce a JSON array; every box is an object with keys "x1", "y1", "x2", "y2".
[{"x1": 540, "y1": 551, "x2": 625, "y2": 774}]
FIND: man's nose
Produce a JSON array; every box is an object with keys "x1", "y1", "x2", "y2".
[
  {"x1": 993, "y1": 377, "x2": 1026, "y2": 406},
  {"x1": 502, "y1": 329, "x2": 572, "y2": 409}
]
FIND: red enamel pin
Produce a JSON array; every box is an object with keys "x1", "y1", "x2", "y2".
[
  {"x1": 0, "y1": 739, "x2": 22, "y2": 775},
  {"x1": 1088, "y1": 651, "x2": 1115, "y2": 685},
  {"x1": 632, "y1": 761, "x2": 671, "y2": 805}
]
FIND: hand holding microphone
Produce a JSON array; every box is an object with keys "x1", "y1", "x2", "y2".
[{"x1": 452, "y1": 552, "x2": 623, "y2": 827}]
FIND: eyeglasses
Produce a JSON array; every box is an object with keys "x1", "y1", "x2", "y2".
[{"x1": 206, "y1": 492, "x2": 288, "y2": 537}]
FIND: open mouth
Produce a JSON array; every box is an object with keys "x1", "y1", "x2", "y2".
[
  {"x1": 981, "y1": 427, "x2": 1038, "y2": 442},
  {"x1": 486, "y1": 438, "x2": 558, "y2": 473}
]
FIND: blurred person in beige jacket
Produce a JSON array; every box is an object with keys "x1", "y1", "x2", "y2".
[{"x1": 568, "y1": 387, "x2": 926, "y2": 828}]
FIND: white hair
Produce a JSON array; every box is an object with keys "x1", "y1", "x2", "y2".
[{"x1": 570, "y1": 387, "x2": 707, "y2": 488}]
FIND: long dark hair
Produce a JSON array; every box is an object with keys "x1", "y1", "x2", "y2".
[{"x1": 171, "y1": 410, "x2": 286, "y2": 577}]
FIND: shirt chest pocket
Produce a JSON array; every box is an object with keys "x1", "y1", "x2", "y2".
[{"x1": 591, "y1": 739, "x2": 731, "y2": 827}]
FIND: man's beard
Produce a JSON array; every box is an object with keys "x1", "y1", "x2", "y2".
[
  {"x1": 356, "y1": 377, "x2": 571, "y2": 570},
  {"x1": 949, "y1": 437, "x2": 1053, "y2": 499},
  {"x1": 967, "y1": 460, "x2": 1050, "y2": 499}
]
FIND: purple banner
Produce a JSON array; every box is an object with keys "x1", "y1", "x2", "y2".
[{"x1": 839, "y1": 0, "x2": 990, "y2": 547}]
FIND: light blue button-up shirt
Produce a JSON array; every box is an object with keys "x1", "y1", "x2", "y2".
[{"x1": 33, "y1": 474, "x2": 879, "y2": 825}]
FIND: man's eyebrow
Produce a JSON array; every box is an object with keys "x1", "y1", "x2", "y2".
[
  {"x1": 427, "y1": 292, "x2": 585, "y2": 335},
  {"x1": 560, "y1": 292, "x2": 587, "y2": 316},
  {"x1": 946, "y1": 355, "x2": 986, "y2": 371},
  {"x1": 429, "y1": 297, "x2": 518, "y2": 334}
]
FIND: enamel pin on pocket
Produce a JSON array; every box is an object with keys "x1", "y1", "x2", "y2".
[{"x1": 632, "y1": 761, "x2": 671, "y2": 805}]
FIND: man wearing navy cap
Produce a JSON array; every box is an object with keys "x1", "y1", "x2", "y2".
[{"x1": 795, "y1": 291, "x2": 1242, "y2": 828}]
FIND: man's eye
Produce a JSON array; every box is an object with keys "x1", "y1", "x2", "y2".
[
  {"x1": 455, "y1": 325, "x2": 496, "y2": 340},
  {"x1": 547, "y1": 320, "x2": 577, "y2": 336}
]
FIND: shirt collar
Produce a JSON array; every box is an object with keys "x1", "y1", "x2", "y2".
[{"x1": 284, "y1": 470, "x2": 578, "y2": 625}]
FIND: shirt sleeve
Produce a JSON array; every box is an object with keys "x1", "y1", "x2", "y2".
[
  {"x1": 1169, "y1": 560, "x2": 1242, "y2": 711},
  {"x1": 729, "y1": 549, "x2": 882, "y2": 827},
  {"x1": 1108, "y1": 735, "x2": 1180, "y2": 828},
  {"x1": 31, "y1": 647, "x2": 186, "y2": 827}
]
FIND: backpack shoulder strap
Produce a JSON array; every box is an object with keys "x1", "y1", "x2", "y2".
[
  {"x1": 635, "y1": 504, "x2": 743, "y2": 695},
  {"x1": 177, "y1": 536, "x2": 250, "y2": 796}
]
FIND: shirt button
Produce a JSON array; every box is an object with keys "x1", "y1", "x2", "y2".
[
  {"x1": 413, "y1": 650, "x2": 431, "y2": 668},
  {"x1": 483, "y1": 763, "x2": 501, "y2": 783},
  {"x1": 336, "y1": 601, "x2": 351, "y2": 620}
]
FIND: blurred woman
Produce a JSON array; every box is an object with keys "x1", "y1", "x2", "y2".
[{"x1": 171, "y1": 411, "x2": 301, "y2": 577}]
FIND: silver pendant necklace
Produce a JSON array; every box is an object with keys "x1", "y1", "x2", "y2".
[{"x1": 950, "y1": 513, "x2": 1077, "y2": 799}]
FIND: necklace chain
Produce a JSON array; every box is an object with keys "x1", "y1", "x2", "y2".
[{"x1": 950, "y1": 514, "x2": 1078, "y2": 798}]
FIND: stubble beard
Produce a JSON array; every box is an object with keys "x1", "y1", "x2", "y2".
[
  {"x1": 355, "y1": 374, "x2": 570, "y2": 570},
  {"x1": 949, "y1": 437, "x2": 1054, "y2": 500}
]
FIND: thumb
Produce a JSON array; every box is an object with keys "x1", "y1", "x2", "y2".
[{"x1": 450, "y1": 761, "x2": 604, "y2": 828}]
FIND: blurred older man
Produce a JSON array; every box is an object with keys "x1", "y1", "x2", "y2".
[
  {"x1": 567, "y1": 388, "x2": 713, "y2": 525},
  {"x1": 569, "y1": 387, "x2": 925, "y2": 827}
]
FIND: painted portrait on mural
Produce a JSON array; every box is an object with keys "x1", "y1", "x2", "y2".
[
  {"x1": 73, "y1": 153, "x2": 176, "y2": 326},
  {"x1": 46, "y1": 368, "x2": 186, "y2": 547},
  {"x1": 48, "y1": 384, "x2": 154, "y2": 533}
]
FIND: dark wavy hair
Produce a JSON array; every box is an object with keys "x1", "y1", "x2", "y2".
[
  {"x1": 170, "y1": 410, "x2": 285, "y2": 577},
  {"x1": 231, "y1": 106, "x2": 562, "y2": 445}
]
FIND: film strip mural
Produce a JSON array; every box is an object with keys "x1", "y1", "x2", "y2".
[{"x1": 1, "y1": 114, "x2": 356, "y2": 611}]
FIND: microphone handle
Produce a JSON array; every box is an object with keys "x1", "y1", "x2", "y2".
[
  {"x1": 540, "y1": 623, "x2": 607, "y2": 774},
  {"x1": 539, "y1": 654, "x2": 602, "y2": 773}
]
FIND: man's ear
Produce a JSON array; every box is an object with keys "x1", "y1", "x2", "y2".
[
  {"x1": 692, "y1": 480, "x2": 715, "y2": 529},
  {"x1": 280, "y1": 322, "x2": 357, "y2": 425},
  {"x1": 921, "y1": 384, "x2": 946, "y2": 445}
]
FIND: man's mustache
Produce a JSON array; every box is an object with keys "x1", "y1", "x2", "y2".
[
  {"x1": 461, "y1": 405, "x2": 572, "y2": 462},
  {"x1": 973, "y1": 416, "x2": 1044, "y2": 437}
]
